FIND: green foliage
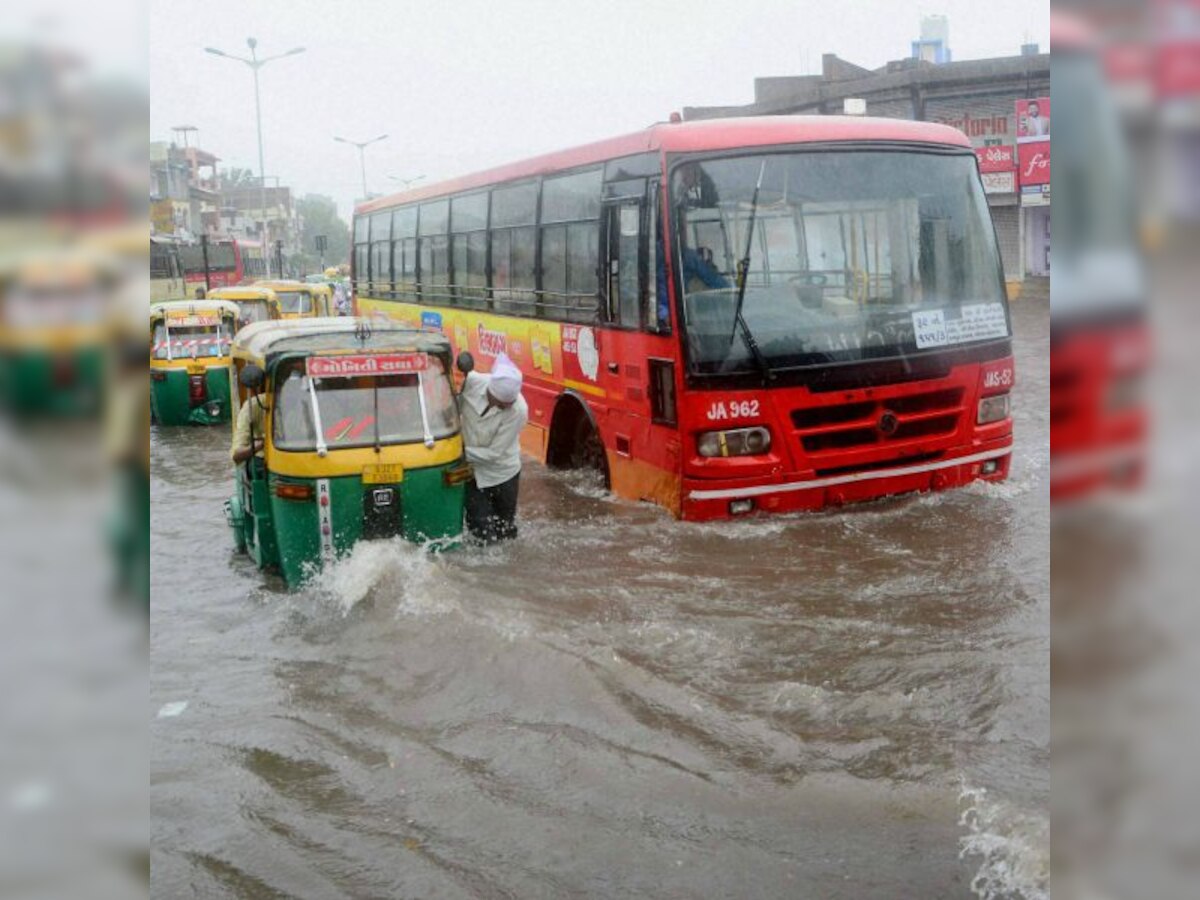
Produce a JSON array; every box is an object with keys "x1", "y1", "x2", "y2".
[{"x1": 295, "y1": 194, "x2": 351, "y2": 271}]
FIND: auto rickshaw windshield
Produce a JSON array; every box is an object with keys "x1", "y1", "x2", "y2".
[
  {"x1": 275, "y1": 291, "x2": 312, "y2": 315},
  {"x1": 236, "y1": 299, "x2": 272, "y2": 326},
  {"x1": 272, "y1": 355, "x2": 458, "y2": 451},
  {"x1": 152, "y1": 320, "x2": 231, "y2": 360}
]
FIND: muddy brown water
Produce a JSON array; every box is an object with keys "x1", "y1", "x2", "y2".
[{"x1": 151, "y1": 300, "x2": 1047, "y2": 899}]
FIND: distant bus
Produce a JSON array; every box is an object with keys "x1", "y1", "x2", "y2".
[
  {"x1": 178, "y1": 236, "x2": 267, "y2": 288},
  {"x1": 352, "y1": 116, "x2": 1014, "y2": 520}
]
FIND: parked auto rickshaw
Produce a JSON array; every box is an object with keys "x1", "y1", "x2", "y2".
[
  {"x1": 224, "y1": 318, "x2": 470, "y2": 588},
  {"x1": 149, "y1": 299, "x2": 239, "y2": 425},
  {"x1": 255, "y1": 279, "x2": 333, "y2": 320},
  {"x1": 207, "y1": 285, "x2": 282, "y2": 331},
  {"x1": 0, "y1": 249, "x2": 115, "y2": 417}
]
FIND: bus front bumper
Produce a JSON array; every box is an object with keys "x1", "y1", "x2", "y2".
[{"x1": 680, "y1": 441, "x2": 1013, "y2": 521}]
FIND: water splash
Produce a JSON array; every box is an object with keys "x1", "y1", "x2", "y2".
[
  {"x1": 308, "y1": 537, "x2": 457, "y2": 616},
  {"x1": 958, "y1": 782, "x2": 1049, "y2": 900}
]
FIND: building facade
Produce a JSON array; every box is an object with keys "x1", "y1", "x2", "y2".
[
  {"x1": 149, "y1": 142, "x2": 220, "y2": 238},
  {"x1": 684, "y1": 49, "x2": 1051, "y2": 292}
]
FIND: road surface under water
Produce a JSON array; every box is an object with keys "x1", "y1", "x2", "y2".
[{"x1": 151, "y1": 299, "x2": 1048, "y2": 899}]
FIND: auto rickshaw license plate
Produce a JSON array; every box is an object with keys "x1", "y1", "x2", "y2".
[{"x1": 362, "y1": 463, "x2": 404, "y2": 484}]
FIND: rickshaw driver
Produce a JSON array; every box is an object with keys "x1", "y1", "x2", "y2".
[{"x1": 231, "y1": 364, "x2": 269, "y2": 464}]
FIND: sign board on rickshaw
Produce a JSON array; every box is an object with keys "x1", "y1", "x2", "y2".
[{"x1": 305, "y1": 353, "x2": 428, "y2": 378}]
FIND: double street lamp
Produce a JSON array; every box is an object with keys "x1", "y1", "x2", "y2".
[
  {"x1": 204, "y1": 38, "x2": 305, "y2": 278},
  {"x1": 334, "y1": 134, "x2": 388, "y2": 200},
  {"x1": 387, "y1": 174, "x2": 427, "y2": 190}
]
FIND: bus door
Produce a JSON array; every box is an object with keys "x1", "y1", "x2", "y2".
[{"x1": 601, "y1": 179, "x2": 681, "y2": 507}]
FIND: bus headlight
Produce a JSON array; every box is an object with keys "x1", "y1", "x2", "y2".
[
  {"x1": 977, "y1": 393, "x2": 1010, "y2": 425},
  {"x1": 697, "y1": 426, "x2": 771, "y2": 458}
]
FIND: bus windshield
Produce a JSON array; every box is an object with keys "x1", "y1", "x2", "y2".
[
  {"x1": 179, "y1": 242, "x2": 236, "y2": 275},
  {"x1": 272, "y1": 356, "x2": 459, "y2": 451},
  {"x1": 275, "y1": 291, "x2": 313, "y2": 315},
  {"x1": 671, "y1": 150, "x2": 1008, "y2": 375}
]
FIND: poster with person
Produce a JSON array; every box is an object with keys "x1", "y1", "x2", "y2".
[{"x1": 1016, "y1": 97, "x2": 1050, "y2": 141}]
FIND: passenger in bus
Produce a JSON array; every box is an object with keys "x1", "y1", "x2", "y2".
[
  {"x1": 194, "y1": 286, "x2": 207, "y2": 300},
  {"x1": 682, "y1": 246, "x2": 729, "y2": 290},
  {"x1": 457, "y1": 352, "x2": 527, "y2": 542}
]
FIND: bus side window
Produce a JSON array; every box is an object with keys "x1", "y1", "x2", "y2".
[
  {"x1": 646, "y1": 182, "x2": 669, "y2": 334},
  {"x1": 605, "y1": 198, "x2": 641, "y2": 328}
]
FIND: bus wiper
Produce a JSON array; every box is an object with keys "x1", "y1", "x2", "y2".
[{"x1": 728, "y1": 159, "x2": 774, "y2": 382}]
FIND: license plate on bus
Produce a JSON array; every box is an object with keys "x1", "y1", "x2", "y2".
[{"x1": 362, "y1": 463, "x2": 404, "y2": 484}]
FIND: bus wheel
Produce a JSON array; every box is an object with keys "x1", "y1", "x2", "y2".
[
  {"x1": 570, "y1": 416, "x2": 607, "y2": 475},
  {"x1": 549, "y1": 397, "x2": 609, "y2": 489}
]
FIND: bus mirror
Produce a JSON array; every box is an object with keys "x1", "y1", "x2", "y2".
[
  {"x1": 456, "y1": 351, "x2": 475, "y2": 374},
  {"x1": 239, "y1": 364, "x2": 265, "y2": 390}
]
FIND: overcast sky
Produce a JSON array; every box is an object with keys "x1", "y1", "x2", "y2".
[{"x1": 149, "y1": 0, "x2": 1048, "y2": 222}]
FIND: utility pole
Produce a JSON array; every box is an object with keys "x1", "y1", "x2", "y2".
[{"x1": 200, "y1": 233, "x2": 211, "y2": 291}]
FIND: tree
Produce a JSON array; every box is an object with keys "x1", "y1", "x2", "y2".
[{"x1": 295, "y1": 194, "x2": 351, "y2": 271}]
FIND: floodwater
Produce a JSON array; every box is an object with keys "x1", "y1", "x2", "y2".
[{"x1": 151, "y1": 300, "x2": 1048, "y2": 899}]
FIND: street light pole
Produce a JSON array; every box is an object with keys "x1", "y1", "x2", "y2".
[
  {"x1": 387, "y1": 174, "x2": 427, "y2": 191},
  {"x1": 204, "y1": 39, "x2": 305, "y2": 279},
  {"x1": 334, "y1": 134, "x2": 388, "y2": 201},
  {"x1": 249, "y1": 39, "x2": 269, "y2": 277}
]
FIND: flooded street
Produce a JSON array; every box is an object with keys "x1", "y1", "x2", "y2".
[{"x1": 151, "y1": 299, "x2": 1048, "y2": 899}]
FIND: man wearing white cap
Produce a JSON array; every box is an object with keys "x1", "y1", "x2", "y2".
[{"x1": 457, "y1": 351, "x2": 528, "y2": 541}]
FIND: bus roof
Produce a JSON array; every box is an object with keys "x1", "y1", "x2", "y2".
[
  {"x1": 151, "y1": 299, "x2": 240, "y2": 319},
  {"x1": 231, "y1": 317, "x2": 451, "y2": 365},
  {"x1": 357, "y1": 115, "x2": 972, "y2": 216}
]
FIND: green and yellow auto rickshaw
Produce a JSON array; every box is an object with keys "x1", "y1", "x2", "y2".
[
  {"x1": 0, "y1": 250, "x2": 114, "y2": 417},
  {"x1": 224, "y1": 318, "x2": 470, "y2": 588},
  {"x1": 207, "y1": 285, "x2": 282, "y2": 331},
  {"x1": 255, "y1": 279, "x2": 333, "y2": 320},
  {"x1": 149, "y1": 299, "x2": 239, "y2": 426}
]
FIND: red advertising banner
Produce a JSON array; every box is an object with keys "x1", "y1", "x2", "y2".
[
  {"x1": 1015, "y1": 97, "x2": 1050, "y2": 142},
  {"x1": 1018, "y1": 139, "x2": 1050, "y2": 186},
  {"x1": 306, "y1": 353, "x2": 428, "y2": 378},
  {"x1": 975, "y1": 145, "x2": 1015, "y2": 173}
]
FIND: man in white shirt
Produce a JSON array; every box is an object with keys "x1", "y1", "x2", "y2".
[{"x1": 458, "y1": 352, "x2": 528, "y2": 541}]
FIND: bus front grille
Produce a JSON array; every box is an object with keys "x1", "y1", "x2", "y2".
[{"x1": 792, "y1": 387, "x2": 966, "y2": 455}]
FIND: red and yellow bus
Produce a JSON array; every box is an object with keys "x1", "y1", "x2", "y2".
[{"x1": 352, "y1": 116, "x2": 1014, "y2": 520}]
